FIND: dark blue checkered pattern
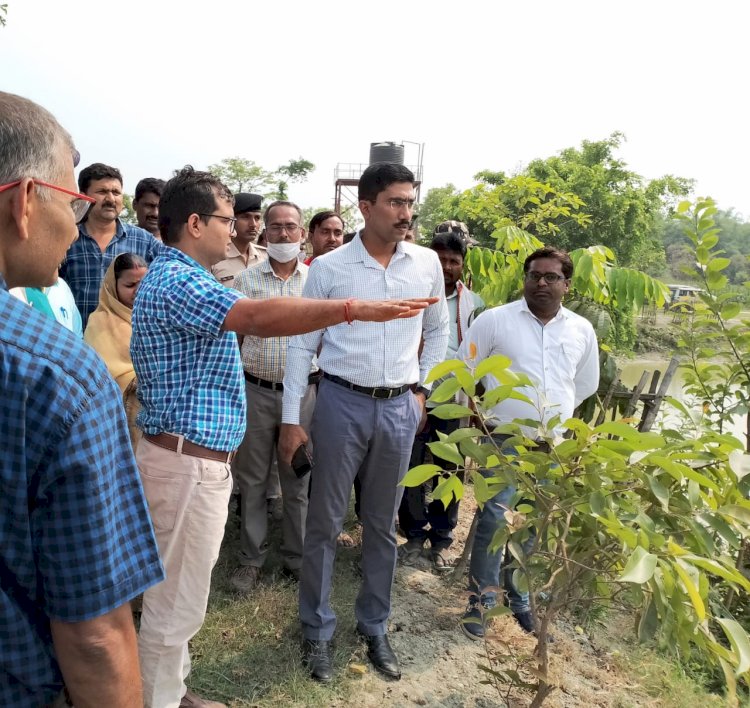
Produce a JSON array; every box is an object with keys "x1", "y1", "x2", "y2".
[
  {"x1": 0, "y1": 276, "x2": 164, "y2": 707},
  {"x1": 131, "y1": 246, "x2": 246, "y2": 452},
  {"x1": 59, "y1": 220, "x2": 162, "y2": 328}
]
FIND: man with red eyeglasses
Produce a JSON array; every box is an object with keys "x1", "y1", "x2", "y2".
[{"x1": 0, "y1": 92, "x2": 165, "y2": 707}]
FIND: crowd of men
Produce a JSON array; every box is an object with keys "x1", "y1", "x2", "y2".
[{"x1": 0, "y1": 91, "x2": 599, "y2": 708}]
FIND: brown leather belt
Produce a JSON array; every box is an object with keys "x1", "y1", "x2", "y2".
[{"x1": 144, "y1": 432, "x2": 235, "y2": 464}]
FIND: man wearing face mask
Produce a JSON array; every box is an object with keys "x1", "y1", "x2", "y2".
[{"x1": 229, "y1": 200, "x2": 317, "y2": 592}]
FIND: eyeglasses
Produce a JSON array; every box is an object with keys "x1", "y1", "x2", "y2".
[
  {"x1": 197, "y1": 213, "x2": 237, "y2": 233},
  {"x1": 525, "y1": 271, "x2": 568, "y2": 284},
  {"x1": 0, "y1": 179, "x2": 96, "y2": 224},
  {"x1": 266, "y1": 223, "x2": 302, "y2": 236},
  {"x1": 382, "y1": 198, "x2": 417, "y2": 211}
]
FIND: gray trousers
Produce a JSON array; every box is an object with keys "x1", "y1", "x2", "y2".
[
  {"x1": 233, "y1": 381, "x2": 316, "y2": 571},
  {"x1": 299, "y1": 377, "x2": 422, "y2": 639}
]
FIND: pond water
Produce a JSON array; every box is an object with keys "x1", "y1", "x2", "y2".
[{"x1": 618, "y1": 357, "x2": 747, "y2": 447}]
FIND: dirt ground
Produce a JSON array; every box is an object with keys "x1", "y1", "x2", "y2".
[
  {"x1": 325, "y1": 486, "x2": 688, "y2": 708},
  {"x1": 195, "y1": 472, "x2": 721, "y2": 707}
]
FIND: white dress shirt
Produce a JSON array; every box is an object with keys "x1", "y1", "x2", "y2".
[
  {"x1": 459, "y1": 297, "x2": 599, "y2": 436},
  {"x1": 282, "y1": 234, "x2": 449, "y2": 425}
]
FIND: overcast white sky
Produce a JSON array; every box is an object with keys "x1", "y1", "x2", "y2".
[{"x1": 2, "y1": 0, "x2": 748, "y2": 220}]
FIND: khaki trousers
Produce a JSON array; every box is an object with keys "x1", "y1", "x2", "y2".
[
  {"x1": 233, "y1": 381, "x2": 315, "y2": 570},
  {"x1": 136, "y1": 438, "x2": 232, "y2": 708}
]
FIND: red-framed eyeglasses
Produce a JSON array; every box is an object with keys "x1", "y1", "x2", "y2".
[{"x1": 0, "y1": 179, "x2": 96, "y2": 224}]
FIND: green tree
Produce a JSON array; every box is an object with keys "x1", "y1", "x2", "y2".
[
  {"x1": 663, "y1": 208, "x2": 750, "y2": 286},
  {"x1": 673, "y1": 198, "x2": 750, "y2": 449},
  {"x1": 271, "y1": 157, "x2": 316, "y2": 200},
  {"x1": 207, "y1": 157, "x2": 276, "y2": 194},
  {"x1": 407, "y1": 197, "x2": 750, "y2": 705},
  {"x1": 415, "y1": 183, "x2": 460, "y2": 239},
  {"x1": 524, "y1": 132, "x2": 693, "y2": 268},
  {"x1": 120, "y1": 193, "x2": 135, "y2": 225},
  {"x1": 209, "y1": 156, "x2": 316, "y2": 202}
]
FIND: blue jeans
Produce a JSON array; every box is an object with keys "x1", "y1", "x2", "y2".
[{"x1": 468, "y1": 436, "x2": 534, "y2": 613}]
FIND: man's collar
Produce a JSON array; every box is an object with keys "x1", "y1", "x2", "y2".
[
  {"x1": 341, "y1": 231, "x2": 410, "y2": 265},
  {"x1": 79, "y1": 218, "x2": 124, "y2": 239},
  {"x1": 161, "y1": 244, "x2": 205, "y2": 270},
  {"x1": 228, "y1": 239, "x2": 265, "y2": 263},
  {"x1": 0, "y1": 272, "x2": 7, "y2": 292},
  {"x1": 261, "y1": 258, "x2": 304, "y2": 277},
  {"x1": 520, "y1": 296, "x2": 568, "y2": 322}
]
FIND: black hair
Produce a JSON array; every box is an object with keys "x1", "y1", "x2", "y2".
[
  {"x1": 523, "y1": 247, "x2": 574, "y2": 279},
  {"x1": 134, "y1": 177, "x2": 166, "y2": 202},
  {"x1": 158, "y1": 166, "x2": 233, "y2": 244},
  {"x1": 343, "y1": 231, "x2": 357, "y2": 244},
  {"x1": 78, "y1": 162, "x2": 123, "y2": 193},
  {"x1": 113, "y1": 252, "x2": 147, "y2": 280},
  {"x1": 309, "y1": 210, "x2": 344, "y2": 233},
  {"x1": 263, "y1": 200, "x2": 304, "y2": 226},
  {"x1": 358, "y1": 162, "x2": 415, "y2": 202},
  {"x1": 430, "y1": 232, "x2": 466, "y2": 260}
]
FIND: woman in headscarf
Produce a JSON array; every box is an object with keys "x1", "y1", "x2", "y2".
[{"x1": 84, "y1": 252, "x2": 148, "y2": 450}]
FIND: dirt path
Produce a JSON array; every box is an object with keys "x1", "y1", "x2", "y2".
[{"x1": 329, "y1": 487, "x2": 685, "y2": 708}]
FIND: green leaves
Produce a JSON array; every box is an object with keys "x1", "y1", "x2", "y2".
[
  {"x1": 427, "y1": 377, "x2": 462, "y2": 403},
  {"x1": 430, "y1": 404, "x2": 474, "y2": 420},
  {"x1": 475, "y1": 354, "x2": 512, "y2": 379},
  {"x1": 619, "y1": 547, "x2": 658, "y2": 583},
  {"x1": 717, "y1": 618, "x2": 750, "y2": 675},
  {"x1": 424, "y1": 359, "x2": 466, "y2": 385},
  {"x1": 401, "y1": 464, "x2": 441, "y2": 487},
  {"x1": 427, "y1": 441, "x2": 465, "y2": 467}
]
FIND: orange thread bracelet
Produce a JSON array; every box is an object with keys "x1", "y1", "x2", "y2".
[{"x1": 344, "y1": 298, "x2": 356, "y2": 325}]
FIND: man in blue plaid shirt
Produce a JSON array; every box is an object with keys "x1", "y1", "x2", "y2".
[
  {"x1": 0, "y1": 92, "x2": 164, "y2": 707},
  {"x1": 59, "y1": 162, "x2": 162, "y2": 328},
  {"x1": 131, "y1": 166, "x2": 437, "y2": 708}
]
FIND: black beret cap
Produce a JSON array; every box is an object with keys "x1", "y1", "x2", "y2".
[{"x1": 234, "y1": 192, "x2": 263, "y2": 215}]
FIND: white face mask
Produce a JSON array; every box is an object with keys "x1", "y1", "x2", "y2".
[{"x1": 266, "y1": 241, "x2": 301, "y2": 263}]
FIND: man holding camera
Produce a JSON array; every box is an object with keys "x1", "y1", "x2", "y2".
[{"x1": 230, "y1": 200, "x2": 316, "y2": 593}]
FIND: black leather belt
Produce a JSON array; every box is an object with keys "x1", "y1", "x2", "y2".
[
  {"x1": 244, "y1": 371, "x2": 321, "y2": 391},
  {"x1": 323, "y1": 372, "x2": 413, "y2": 399}
]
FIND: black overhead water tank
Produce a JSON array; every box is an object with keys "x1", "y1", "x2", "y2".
[{"x1": 369, "y1": 142, "x2": 404, "y2": 165}]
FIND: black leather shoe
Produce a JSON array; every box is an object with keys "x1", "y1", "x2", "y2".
[
  {"x1": 301, "y1": 639, "x2": 333, "y2": 683},
  {"x1": 360, "y1": 633, "x2": 401, "y2": 680}
]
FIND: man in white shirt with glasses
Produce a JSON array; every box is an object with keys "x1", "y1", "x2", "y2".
[
  {"x1": 458, "y1": 246, "x2": 599, "y2": 640},
  {"x1": 280, "y1": 162, "x2": 449, "y2": 683}
]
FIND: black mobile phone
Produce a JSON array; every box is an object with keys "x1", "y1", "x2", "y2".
[{"x1": 291, "y1": 444, "x2": 313, "y2": 478}]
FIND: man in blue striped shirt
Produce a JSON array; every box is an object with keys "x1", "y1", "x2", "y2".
[
  {"x1": 280, "y1": 162, "x2": 450, "y2": 683},
  {"x1": 131, "y1": 166, "x2": 436, "y2": 708},
  {"x1": 59, "y1": 162, "x2": 161, "y2": 327},
  {"x1": 0, "y1": 91, "x2": 164, "y2": 708}
]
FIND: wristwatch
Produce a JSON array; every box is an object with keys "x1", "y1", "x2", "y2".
[{"x1": 414, "y1": 386, "x2": 430, "y2": 399}]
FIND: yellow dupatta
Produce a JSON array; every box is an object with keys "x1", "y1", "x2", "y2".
[{"x1": 84, "y1": 261, "x2": 135, "y2": 393}]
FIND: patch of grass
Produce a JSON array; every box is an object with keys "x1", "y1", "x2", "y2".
[
  {"x1": 610, "y1": 645, "x2": 725, "y2": 708},
  {"x1": 188, "y1": 504, "x2": 368, "y2": 707},
  {"x1": 594, "y1": 613, "x2": 728, "y2": 708}
]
